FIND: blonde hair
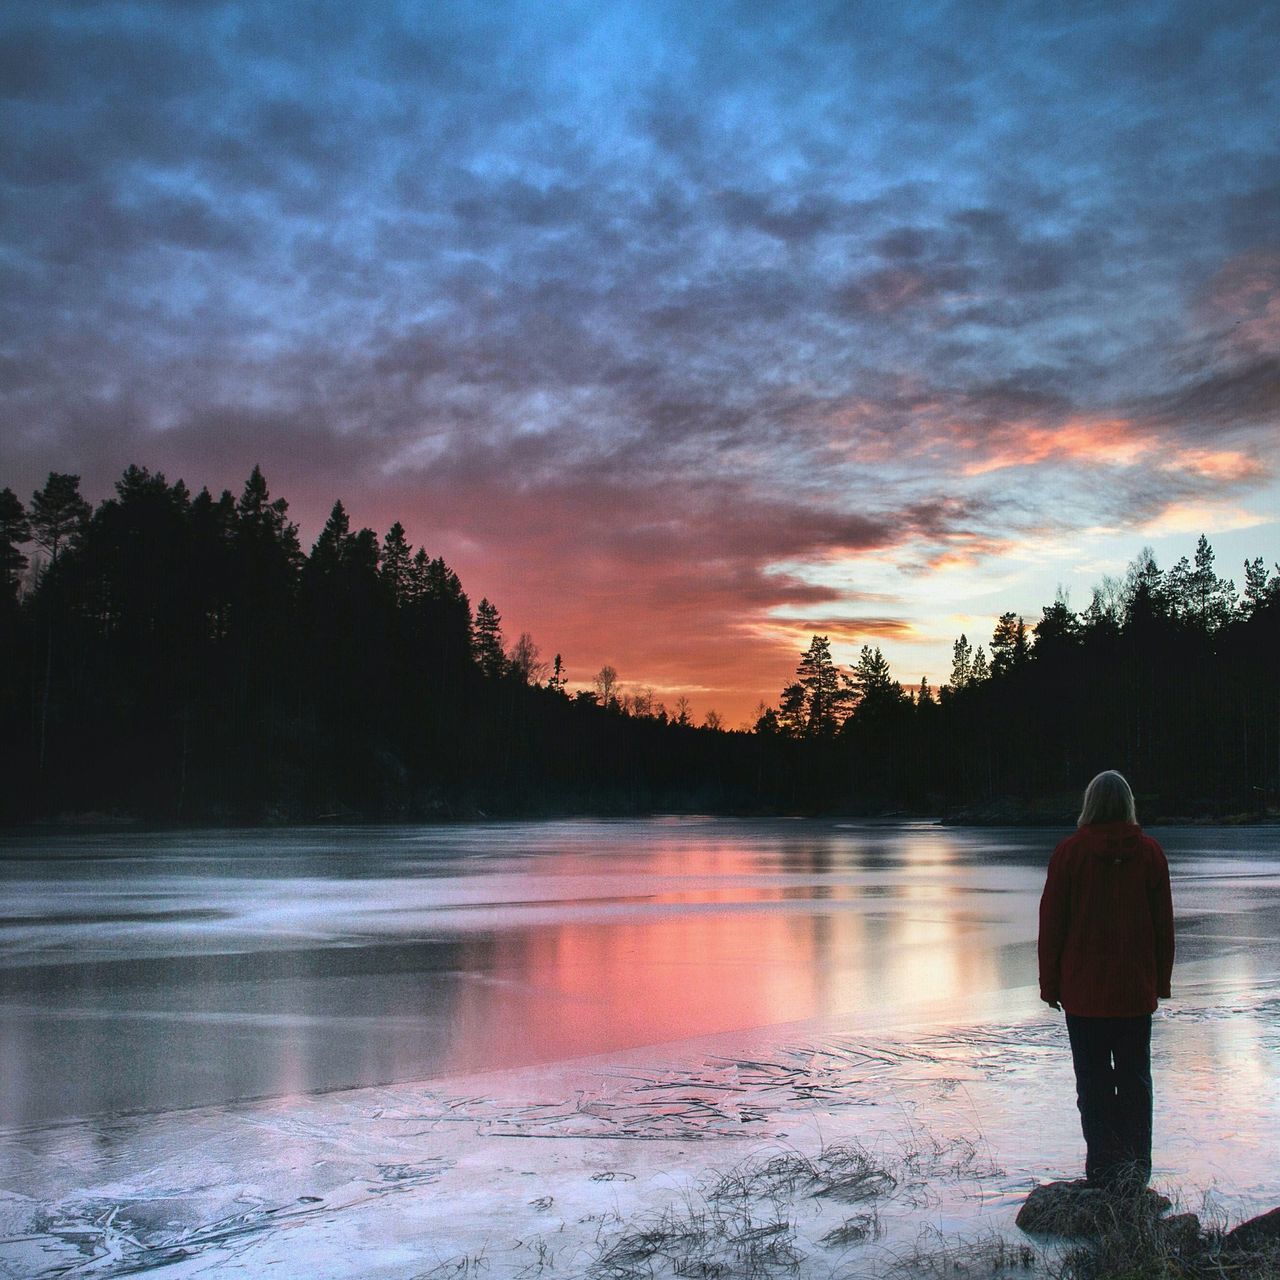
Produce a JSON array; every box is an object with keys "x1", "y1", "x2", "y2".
[{"x1": 1078, "y1": 770, "x2": 1138, "y2": 826}]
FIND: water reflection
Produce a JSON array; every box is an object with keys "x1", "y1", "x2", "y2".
[{"x1": 1, "y1": 820, "x2": 1277, "y2": 1129}]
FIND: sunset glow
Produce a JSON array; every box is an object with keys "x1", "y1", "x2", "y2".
[{"x1": 2, "y1": 1, "x2": 1277, "y2": 724}]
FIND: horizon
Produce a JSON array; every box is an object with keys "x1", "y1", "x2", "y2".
[{"x1": 9, "y1": 461, "x2": 1275, "y2": 726}]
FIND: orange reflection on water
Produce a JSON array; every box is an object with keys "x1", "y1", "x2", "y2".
[{"x1": 442, "y1": 839, "x2": 1000, "y2": 1075}]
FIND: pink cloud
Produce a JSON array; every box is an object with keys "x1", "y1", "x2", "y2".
[{"x1": 1199, "y1": 250, "x2": 1280, "y2": 357}]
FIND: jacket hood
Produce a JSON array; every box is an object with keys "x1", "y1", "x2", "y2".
[{"x1": 1081, "y1": 821, "x2": 1143, "y2": 862}]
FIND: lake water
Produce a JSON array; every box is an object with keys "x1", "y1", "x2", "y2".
[
  {"x1": 3, "y1": 819, "x2": 1280, "y2": 1278},
  {"x1": 3, "y1": 818, "x2": 1277, "y2": 1129}
]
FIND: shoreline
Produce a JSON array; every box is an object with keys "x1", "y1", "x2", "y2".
[{"x1": 5, "y1": 808, "x2": 1279, "y2": 836}]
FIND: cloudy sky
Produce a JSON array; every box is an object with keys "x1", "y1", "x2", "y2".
[{"x1": 3, "y1": 0, "x2": 1277, "y2": 723}]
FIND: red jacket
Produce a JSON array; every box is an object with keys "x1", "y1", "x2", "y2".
[{"x1": 1038, "y1": 822, "x2": 1174, "y2": 1017}]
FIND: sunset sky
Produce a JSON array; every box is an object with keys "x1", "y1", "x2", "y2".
[{"x1": 2, "y1": 1, "x2": 1277, "y2": 724}]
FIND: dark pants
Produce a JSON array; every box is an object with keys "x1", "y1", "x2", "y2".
[{"x1": 1065, "y1": 1013, "x2": 1153, "y2": 1188}]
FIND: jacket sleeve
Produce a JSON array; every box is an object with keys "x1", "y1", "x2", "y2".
[
  {"x1": 1038, "y1": 842, "x2": 1070, "y2": 1004},
  {"x1": 1149, "y1": 841, "x2": 1174, "y2": 1000}
]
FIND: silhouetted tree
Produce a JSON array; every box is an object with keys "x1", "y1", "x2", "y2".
[
  {"x1": 1033, "y1": 592, "x2": 1080, "y2": 655},
  {"x1": 989, "y1": 612, "x2": 1029, "y2": 676},
  {"x1": 29, "y1": 473, "x2": 90, "y2": 567},
  {"x1": 777, "y1": 682, "x2": 806, "y2": 736},
  {"x1": 472, "y1": 599, "x2": 505, "y2": 678},
  {"x1": 380, "y1": 522, "x2": 413, "y2": 605},
  {"x1": 547, "y1": 653, "x2": 567, "y2": 694},
  {"x1": 508, "y1": 632, "x2": 547, "y2": 684},
  {"x1": 0, "y1": 487, "x2": 30, "y2": 604},
  {"x1": 795, "y1": 635, "x2": 852, "y2": 737},
  {"x1": 850, "y1": 645, "x2": 904, "y2": 711},
  {"x1": 969, "y1": 646, "x2": 989, "y2": 683},
  {"x1": 1241, "y1": 557, "x2": 1271, "y2": 618},
  {"x1": 949, "y1": 634, "x2": 973, "y2": 692},
  {"x1": 593, "y1": 664, "x2": 619, "y2": 707}
]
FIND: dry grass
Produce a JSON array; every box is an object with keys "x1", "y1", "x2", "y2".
[
  {"x1": 413, "y1": 1136, "x2": 1278, "y2": 1280},
  {"x1": 885, "y1": 1231, "x2": 1040, "y2": 1279},
  {"x1": 583, "y1": 1140, "x2": 908, "y2": 1279}
]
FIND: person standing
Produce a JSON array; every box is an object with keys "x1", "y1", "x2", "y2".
[{"x1": 1038, "y1": 770, "x2": 1175, "y2": 1190}]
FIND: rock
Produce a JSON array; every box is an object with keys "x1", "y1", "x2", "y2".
[
  {"x1": 1160, "y1": 1213, "x2": 1202, "y2": 1248},
  {"x1": 1226, "y1": 1206, "x2": 1280, "y2": 1250},
  {"x1": 1016, "y1": 1180, "x2": 1172, "y2": 1237}
]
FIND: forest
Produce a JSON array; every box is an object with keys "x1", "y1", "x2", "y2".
[{"x1": 2, "y1": 464, "x2": 1278, "y2": 824}]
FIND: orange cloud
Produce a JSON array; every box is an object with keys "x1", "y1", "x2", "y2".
[
  {"x1": 1161, "y1": 448, "x2": 1267, "y2": 483},
  {"x1": 1141, "y1": 501, "x2": 1274, "y2": 538},
  {"x1": 900, "y1": 533, "x2": 1021, "y2": 574},
  {"x1": 960, "y1": 416, "x2": 1153, "y2": 476}
]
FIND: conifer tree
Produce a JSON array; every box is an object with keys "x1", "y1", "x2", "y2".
[
  {"x1": 29, "y1": 473, "x2": 90, "y2": 567},
  {"x1": 1034, "y1": 593, "x2": 1079, "y2": 653},
  {"x1": 970, "y1": 645, "x2": 989, "y2": 682},
  {"x1": 949, "y1": 634, "x2": 973, "y2": 690},
  {"x1": 548, "y1": 653, "x2": 566, "y2": 694},
  {"x1": 777, "y1": 682, "x2": 806, "y2": 736},
  {"x1": 408, "y1": 546, "x2": 431, "y2": 603},
  {"x1": 310, "y1": 501, "x2": 352, "y2": 575},
  {"x1": 796, "y1": 635, "x2": 851, "y2": 736},
  {"x1": 380, "y1": 522, "x2": 412, "y2": 605},
  {"x1": 1240, "y1": 557, "x2": 1277, "y2": 617},
  {"x1": 472, "y1": 598, "x2": 505, "y2": 677},
  {"x1": 851, "y1": 645, "x2": 907, "y2": 715},
  {"x1": 1191, "y1": 534, "x2": 1234, "y2": 632},
  {"x1": 236, "y1": 465, "x2": 297, "y2": 552},
  {"x1": 989, "y1": 612, "x2": 1029, "y2": 676},
  {"x1": 0, "y1": 488, "x2": 30, "y2": 603}
]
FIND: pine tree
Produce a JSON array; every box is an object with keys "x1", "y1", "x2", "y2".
[
  {"x1": 970, "y1": 645, "x2": 989, "y2": 682},
  {"x1": 1034, "y1": 593, "x2": 1079, "y2": 653},
  {"x1": 1240, "y1": 557, "x2": 1277, "y2": 617},
  {"x1": 949, "y1": 634, "x2": 973, "y2": 690},
  {"x1": 852, "y1": 645, "x2": 907, "y2": 715},
  {"x1": 796, "y1": 635, "x2": 850, "y2": 736},
  {"x1": 237, "y1": 465, "x2": 297, "y2": 552},
  {"x1": 0, "y1": 488, "x2": 31, "y2": 603},
  {"x1": 754, "y1": 703, "x2": 781, "y2": 734},
  {"x1": 472, "y1": 598, "x2": 505, "y2": 677},
  {"x1": 777, "y1": 682, "x2": 806, "y2": 737},
  {"x1": 29, "y1": 473, "x2": 91, "y2": 567},
  {"x1": 547, "y1": 653, "x2": 566, "y2": 694},
  {"x1": 1191, "y1": 534, "x2": 1235, "y2": 632},
  {"x1": 380, "y1": 522, "x2": 412, "y2": 605},
  {"x1": 310, "y1": 501, "x2": 352, "y2": 576},
  {"x1": 989, "y1": 612, "x2": 1029, "y2": 677}
]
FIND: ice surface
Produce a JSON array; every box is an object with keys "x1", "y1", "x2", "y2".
[
  {"x1": 2, "y1": 819, "x2": 1278, "y2": 1276},
  {"x1": 3, "y1": 989, "x2": 1278, "y2": 1277}
]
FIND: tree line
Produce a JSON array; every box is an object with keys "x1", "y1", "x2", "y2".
[
  {"x1": 750, "y1": 536, "x2": 1280, "y2": 818},
  {"x1": 0, "y1": 466, "x2": 750, "y2": 821},
  {"x1": 1, "y1": 465, "x2": 1277, "y2": 822}
]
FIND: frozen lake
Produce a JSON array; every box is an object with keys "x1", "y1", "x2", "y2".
[{"x1": 2, "y1": 817, "x2": 1279, "y2": 1276}]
